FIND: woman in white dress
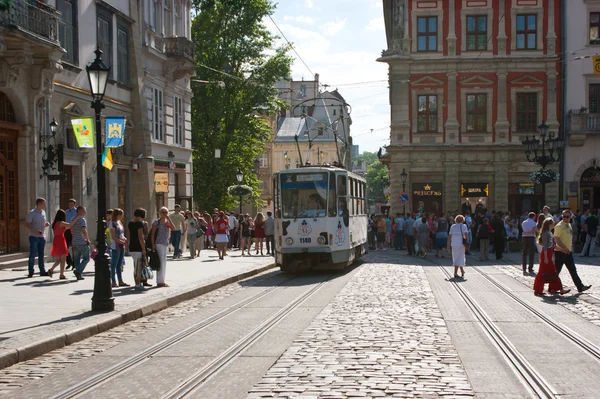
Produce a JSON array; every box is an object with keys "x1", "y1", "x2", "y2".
[{"x1": 447, "y1": 214, "x2": 469, "y2": 279}]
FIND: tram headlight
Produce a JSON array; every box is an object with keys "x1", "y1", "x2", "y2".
[
  {"x1": 285, "y1": 237, "x2": 293, "y2": 245},
  {"x1": 317, "y1": 236, "x2": 326, "y2": 245}
]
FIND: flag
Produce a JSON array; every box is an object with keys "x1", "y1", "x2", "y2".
[
  {"x1": 102, "y1": 148, "x2": 113, "y2": 170},
  {"x1": 70, "y1": 118, "x2": 95, "y2": 148},
  {"x1": 283, "y1": 151, "x2": 288, "y2": 158},
  {"x1": 594, "y1": 55, "x2": 600, "y2": 75},
  {"x1": 105, "y1": 116, "x2": 125, "y2": 148}
]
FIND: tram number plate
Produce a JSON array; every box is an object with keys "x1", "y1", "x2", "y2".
[{"x1": 299, "y1": 237, "x2": 311, "y2": 244}]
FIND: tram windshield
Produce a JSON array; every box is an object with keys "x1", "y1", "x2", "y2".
[{"x1": 281, "y1": 172, "x2": 329, "y2": 218}]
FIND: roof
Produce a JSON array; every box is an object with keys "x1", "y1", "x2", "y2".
[{"x1": 275, "y1": 116, "x2": 339, "y2": 143}]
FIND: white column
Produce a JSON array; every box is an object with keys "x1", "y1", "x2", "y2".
[{"x1": 446, "y1": 70, "x2": 459, "y2": 144}]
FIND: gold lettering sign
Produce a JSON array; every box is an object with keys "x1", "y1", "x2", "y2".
[
  {"x1": 461, "y1": 183, "x2": 489, "y2": 197},
  {"x1": 413, "y1": 183, "x2": 442, "y2": 196}
]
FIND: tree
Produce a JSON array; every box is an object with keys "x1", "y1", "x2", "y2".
[
  {"x1": 191, "y1": 0, "x2": 292, "y2": 211},
  {"x1": 365, "y1": 160, "x2": 388, "y2": 206}
]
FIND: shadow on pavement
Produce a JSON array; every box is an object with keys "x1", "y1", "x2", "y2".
[{"x1": 0, "y1": 310, "x2": 98, "y2": 336}]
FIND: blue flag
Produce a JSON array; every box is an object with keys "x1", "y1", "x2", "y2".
[{"x1": 105, "y1": 117, "x2": 125, "y2": 148}]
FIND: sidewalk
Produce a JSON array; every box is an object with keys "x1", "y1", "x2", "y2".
[{"x1": 0, "y1": 248, "x2": 275, "y2": 368}]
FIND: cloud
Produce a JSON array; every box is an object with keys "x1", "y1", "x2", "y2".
[
  {"x1": 283, "y1": 15, "x2": 314, "y2": 25},
  {"x1": 305, "y1": 0, "x2": 313, "y2": 8},
  {"x1": 323, "y1": 17, "x2": 347, "y2": 36},
  {"x1": 366, "y1": 16, "x2": 384, "y2": 31}
]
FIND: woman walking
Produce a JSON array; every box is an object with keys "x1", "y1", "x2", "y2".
[
  {"x1": 447, "y1": 215, "x2": 469, "y2": 279},
  {"x1": 417, "y1": 218, "x2": 430, "y2": 258},
  {"x1": 128, "y1": 208, "x2": 148, "y2": 291},
  {"x1": 476, "y1": 218, "x2": 494, "y2": 261},
  {"x1": 151, "y1": 207, "x2": 174, "y2": 287},
  {"x1": 108, "y1": 208, "x2": 129, "y2": 287},
  {"x1": 435, "y1": 215, "x2": 449, "y2": 258},
  {"x1": 254, "y1": 212, "x2": 265, "y2": 255},
  {"x1": 534, "y1": 218, "x2": 570, "y2": 296},
  {"x1": 185, "y1": 211, "x2": 198, "y2": 259},
  {"x1": 48, "y1": 209, "x2": 76, "y2": 280},
  {"x1": 240, "y1": 214, "x2": 251, "y2": 256},
  {"x1": 193, "y1": 211, "x2": 206, "y2": 258}
]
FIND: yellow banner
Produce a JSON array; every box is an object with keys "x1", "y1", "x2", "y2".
[
  {"x1": 594, "y1": 55, "x2": 600, "y2": 75},
  {"x1": 154, "y1": 173, "x2": 169, "y2": 193},
  {"x1": 70, "y1": 118, "x2": 95, "y2": 148}
]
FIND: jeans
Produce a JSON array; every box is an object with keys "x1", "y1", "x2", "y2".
[
  {"x1": 73, "y1": 244, "x2": 90, "y2": 275},
  {"x1": 110, "y1": 247, "x2": 124, "y2": 284},
  {"x1": 581, "y1": 234, "x2": 596, "y2": 256},
  {"x1": 265, "y1": 234, "x2": 275, "y2": 254},
  {"x1": 171, "y1": 230, "x2": 182, "y2": 257},
  {"x1": 394, "y1": 230, "x2": 404, "y2": 250},
  {"x1": 522, "y1": 237, "x2": 535, "y2": 271},
  {"x1": 554, "y1": 251, "x2": 584, "y2": 291},
  {"x1": 28, "y1": 236, "x2": 46, "y2": 275}
]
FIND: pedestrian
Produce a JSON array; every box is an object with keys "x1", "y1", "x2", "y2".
[
  {"x1": 367, "y1": 215, "x2": 376, "y2": 250},
  {"x1": 553, "y1": 209, "x2": 592, "y2": 293},
  {"x1": 254, "y1": 212, "x2": 265, "y2": 255},
  {"x1": 64, "y1": 198, "x2": 77, "y2": 270},
  {"x1": 184, "y1": 211, "x2": 199, "y2": 259},
  {"x1": 193, "y1": 211, "x2": 206, "y2": 258},
  {"x1": 417, "y1": 217, "x2": 430, "y2": 258},
  {"x1": 491, "y1": 213, "x2": 506, "y2": 260},
  {"x1": 48, "y1": 209, "x2": 78, "y2": 280},
  {"x1": 376, "y1": 215, "x2": 387, "y2": 251},
  {"x1": 384, "y1": 213, "x2": 391, "y2": 248},
  {"x1": 214, "y1": 211, "x2": 229, "y2": 260},
  {"x1": 108, "y1": 208, "x2": 129, "y2": 287},
  {"x1": 533, "y1": 218, "x2": 570, "y2": 296},
  {"x1": 228, "y1": 212, "x2": 238, "y2": 249},
  {"x1": 394, "y1": 213, "x2": 405, "y2": 250},
  {"x1": 204, "y1": 212, "x2": 213, "y2": 249},
  {"x1": 264, "y1": 211, "x2": 275, "y2": 256},
  {"x1": 435, "y1": 214, "x2": 449, "y2": 258},
  {"x1": 71, "y1": 206, "x2": 91, "y2": 281},
  {"x1": 477, "y1": 218, "x2": 493, "y2": 261},
  {"x1": 521, "y1": 212, "x2": 538, "y2": 275},
  {"x1": 580, "y1": 209, "x2": 599, "y2": 257},
  {"x1": 447, "y1": 215, "x2": 469, "y2": 279},
  {"x1": 151, "y1": 207, "x2": 174, "y2": 287},
  {"x1": 405, "y1": 213, "x2": 415, "y2": 255},
  {"x1": 168, "y1": 205, "x2": 185, "y2": 259},
  {"x1": 579, "y1": 209, "x2": 588, "y2": 244},
  {"x1": 128, "y1": 208, "x2": 148, "y2": 291},
  {"x1": 211, "y1": 213, "x2": 218, "y2": 248},
  {"x1": 240, "y1": 214, "x2": 251, "y2": 256},
  {"x1": 24, "y1": 198, "x2": 51, "y2": 277}
]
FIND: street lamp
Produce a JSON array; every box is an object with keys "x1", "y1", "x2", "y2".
[
  {"x1": 236, "y1": 167, "x2": 244, "y2": 215},
  {"x1": 86, "y1": 46, "x2": 113, "y2": 312},
  {"x1": 401, "y1": 168, "x2": 408, "y2": 215}
]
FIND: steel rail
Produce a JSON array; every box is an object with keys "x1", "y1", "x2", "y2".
[
  {"x1": 52, "y1": 275, "x2": 293, "y2": 399},
  {"x1": 161, "y1": 277, "x2": 330, "y2": 399}
]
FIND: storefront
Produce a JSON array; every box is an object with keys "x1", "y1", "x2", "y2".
[
  {"x1": 412, "y1": 183, "x2": 443, "y2": 215},
  {"x1": 508, "y1": 183, "x2": 544, "y2": 216},
  {"x1": 460, "y1": 183, "x2": 489, "y2": 215},
  {"x1": 580, "y1": 167, "x2": 600, "y2": 210}
]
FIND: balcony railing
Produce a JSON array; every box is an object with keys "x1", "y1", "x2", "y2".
[
  {"x1": 567, "y1": 113, "x2": 600, "y2": 133},
  {"x1": 163, "y1": 37, "x2": 195, "y2": 63},
  {"x1": 0, "y1": 0, "x2": 60, "y2": 44}
]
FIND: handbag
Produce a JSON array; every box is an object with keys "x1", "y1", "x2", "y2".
[
  {"x1": 141, "y1": 265, "x2": 154, "y2": 280},
  {"x1": 148, "y1": 250, "x2": 161, "y2": 271}
]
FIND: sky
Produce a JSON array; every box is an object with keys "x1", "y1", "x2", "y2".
[{"x1": 265, "y1": 0, "x2": 390, "y2": 154}]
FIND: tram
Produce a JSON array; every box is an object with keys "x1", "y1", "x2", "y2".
[{"x1": 273, "y1": 166, "x2": 368, "y2": 272}]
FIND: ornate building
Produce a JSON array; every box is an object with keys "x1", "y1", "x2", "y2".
[{"x1": 379, "y1": 0, "x2": 562, "y2": 216}]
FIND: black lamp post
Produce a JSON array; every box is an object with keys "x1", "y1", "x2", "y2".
[
  {"x1": 86, "y1": 46, "x2": 114, "y2": 312},
  {"x1": 236, "y1": 167, "x2": 244, "y2": 215},
  {"x1": 401, "y1": 168, "x2": 408, "y2": 215},
  {"x1": 521, "y1": 120, "x2": 564, "y2": 207}
]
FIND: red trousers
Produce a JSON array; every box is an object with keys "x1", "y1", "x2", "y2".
[{"x1": 533, "y1": 247, "x2": 562, "y2": 294}]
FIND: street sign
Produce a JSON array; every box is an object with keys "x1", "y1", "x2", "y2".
[{"x1": 398, "y1": 192, "x2": 409, "y2": 205}]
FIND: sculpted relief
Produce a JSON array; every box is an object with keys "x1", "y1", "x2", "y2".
[{"x1": 383, "y1": 0, "x2": 406, "y2": 54}]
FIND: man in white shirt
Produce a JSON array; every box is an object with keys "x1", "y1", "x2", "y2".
[
  {"x1": 521, "y1": 212, "x2": 538, "y2": 275},
  {"x1": 228, "y1": 213, "x2": 238, "y2": 249},
  {"x1": 394, "y1": 212, "x2": 405, "y2": 250}
]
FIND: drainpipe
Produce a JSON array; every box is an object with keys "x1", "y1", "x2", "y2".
[{"x1": 560, "y1": 0, "x2": 567, "y2": 208}]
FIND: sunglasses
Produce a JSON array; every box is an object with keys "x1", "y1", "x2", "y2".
[
  {"x1": 161, "y1": 211, "x2": 168, "y2": 214},
  {"x1": 562, "y1": 215, "x2": 571, "y2": 219}
]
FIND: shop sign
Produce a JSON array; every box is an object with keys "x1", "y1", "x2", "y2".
[
  {"x1": 155, "y1": 172, "x2": 169, "y2": 193},
  {"x1": 581, "y1": 167, "x2": 600, "y2": 186},
  {"x1": 413, "y1": 183, "x2": 442, "y2": 196},
  {"x1": 460, "y1": 183, "x2": 489, "y2": 197}
]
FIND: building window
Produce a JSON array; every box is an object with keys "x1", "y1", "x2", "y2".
[
  {"x1": 417, "y1": 95, "x2": 437, "y2": 132},
  {"x1": 174, "y1": 0, "x2": 182, "y2": 36},
  {"x1": 57, "y1": 0, "x2": 78, "y2": 64},
  {"x1": 259, "y1": 152, "x2": 268, "y2": 168},
  {"x1": 152, "y1": 0, "x2": 161, "y2": 32},
  {"x1": 516, "y1": 14, "x2": 536, "y2": 50},
  {"x1": 152, "y1": 88, "x2": 164, "y2": 142},
  {"x1": 516, "y1": 93, "x2": 537, "y2": 131},
  {"x1": 97, "y1": 11, "x2": 112, "y2": 78},
  {"x1": 117, "y1": 25, "x2": 130, "y2": 85},
  {"x1": 466, "y1": 15, "x2": 487, "y2": 51},
  {"x1": 174, "y1": 96, "x2": 183, "y2": 145},
  {"x1": 417, "y1": 16, "x2": 437, "y2": 52},
  {"x1": 163, "y1": 0, "x2": 172, "y2": 36},
  {"x1": 466, "y1": 94, "x2": 487, "y2": 132},
  {"x1": 590, "y1": 84, "x2": 600, "y2": 113},
  {"x1": 591, "y1": 13, "x2": 600, "y2": 45}
]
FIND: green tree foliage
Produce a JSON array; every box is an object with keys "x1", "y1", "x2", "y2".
[
  {"x1": 356, "y1": 151, "x2": 388, "y2": 206},
  {"x1": 191, "y1": 0, "x2": 292, "y2": 211}
]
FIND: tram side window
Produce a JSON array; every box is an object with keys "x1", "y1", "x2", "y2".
[
  {"x1": 349, "y1": 177, "x2": 355, "y2": 216},
  {"x1": 328, "y1": 172, "x2": 337, "y2": 216},
  {"x1": 337, "y1": 175, "x2": 347, "y2": 216}
]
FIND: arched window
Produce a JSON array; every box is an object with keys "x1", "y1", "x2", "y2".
[{"x1": 0, "y1": 93, "x2": 15, "y2": 123}]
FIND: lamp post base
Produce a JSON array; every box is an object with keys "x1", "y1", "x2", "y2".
[{"x1": 91, "y1": 253, "x2": 114, "y2": 312}]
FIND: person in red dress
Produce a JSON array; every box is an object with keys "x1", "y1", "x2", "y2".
[
  {"x1": 254, "y1": 212, "x2": 266, "y2": 255},
  {"x1": 48, "y1": 209, "x2": 80, "y2": 280},
  {"x1": 214, "y1": 211, "x2": 229, "y2": 260},
  {"x1": 533, "y1": 218, "x2": 570, "y2": 296}
]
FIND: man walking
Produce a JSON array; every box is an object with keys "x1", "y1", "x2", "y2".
[
  {"x1": 581, "y1": 209, "x2": 599, "y2": 257},
  {"x1": 72, "y1": 206, "x2": 90, "y2": 281},
  {"x1": 491, "y1": 213, "x2": 506, "y2": 260},
  {"x1": 228, "y1": 212, "x2": 238, "y2": 249},
  {"x1": 64, "y1": 199, "x2": 77, "y2": 269},
  {"x1": 394, "y1": 212, "x2": 405, "y2": 250},
  {"x1": 264, "y1": 211, "x2": 275, "y2": 256},
  {"x1": 24, "y1": 198, "x2": 50, "y2": 277},
  {"x1": 521, "y1": 212, "x2": 538, "y2": 275},
  {"x1": 554, "y1": 209, "x2": 592, "y2": 293},
  {"x1": 405, "y1": 213, "x2": 415, "y2": 255},
  {"x1": 170, "y1": 205, "x2": 184, "y2": 259}
]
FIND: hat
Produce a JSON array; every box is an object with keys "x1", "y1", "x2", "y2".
[{"x1": 219, "y1": 211, "x2": 225, "y2": 216}]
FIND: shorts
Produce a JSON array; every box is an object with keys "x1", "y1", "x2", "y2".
[
  {"x1": 215, "y1": 234, "x2": 229, "y2": 243},
  {"x1": 376, "y1": 232, "x2": 385, "y2": 242}
]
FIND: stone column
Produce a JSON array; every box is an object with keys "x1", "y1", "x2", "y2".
[
  {"x1": 546, "y1": 0, "x2": 557, "y2": 55},
  {"x1": 390, "y1": 67, "x2": 410, "y2": 145},
  {"x1": 495, "y1": 67, "x2": 510, "y2": 143},
  {"x1": 447, "y1": 0, "x2": 457, "y2": 56},
  {"x1": 446, "y1": 70, "x2": 459, "y2": 144},
  {"x1": 497, "y1": 0, "x2": 507, "y2": 54},
  {"x1": 546, "y1": 67, "x2": 559, "y2": 130},
  {"x1": 444, "y1": 152, "x2": 460, "y2": 213},
  {"x1": 494, "y1": 151, "x2": 510, "y2": 211}
]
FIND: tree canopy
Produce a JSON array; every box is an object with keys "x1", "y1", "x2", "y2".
[
  {"x1": 356, "y1": 151, "x2": 388, "y2": 206},
  {"x1": 191, "y1": 0, "x2": 292, "y2": 211}
]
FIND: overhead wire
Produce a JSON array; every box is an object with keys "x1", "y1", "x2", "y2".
[{"x1": 268, "y1": 15, "x2": 316, "y2": 80}]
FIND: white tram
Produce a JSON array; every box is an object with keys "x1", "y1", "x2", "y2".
[{"x1": 272, "y1": 166, "x2": 368, "y2": 272}]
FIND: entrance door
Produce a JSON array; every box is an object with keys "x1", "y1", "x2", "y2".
[
  {"x1": 60, "y1": 166, "x2": 74, "y2": 209},
  {"x1": 0, "y1": 135, "x2": 19, "y2": 253}
]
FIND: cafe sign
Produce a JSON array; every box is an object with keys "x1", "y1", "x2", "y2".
[
  {"x1": 413, "y1": 183, "x2": 442, "y2": 196},
  {"x1": 460, "y1": 183, "x2": 489, "y2": 197}
]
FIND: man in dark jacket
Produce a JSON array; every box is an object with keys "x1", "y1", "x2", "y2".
[
  {"x1": 490, "y1": 213, "x2": 506, "y2": 260},
  {"x1": 581, "y1": 209, "x2": 599, "y2": 257}
]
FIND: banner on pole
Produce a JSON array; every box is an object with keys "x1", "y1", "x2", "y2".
[
  {"x1": 102, "y1": 148, "x2": 113, "y2": 170},
  {"x1": 70, "y1": 118, "x2": 95, "y2": 148},
  {"x1": 594, "y1": 55, "x2": 600, "y2": 75},
  {"x1": 105, "y1": 116, "x2": 125, "y2": 148},
  {"x1": 155, "y1": 172, "x2": 169, "y2": 193}
]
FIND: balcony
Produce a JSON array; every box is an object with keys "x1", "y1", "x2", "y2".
[
  {"x1": 0, "y1": 0, "x2": 60, "y2": 46},
  {"x1": 567, "y1": 113, "x2": 600, "y2": 146},
  {"x1": 163, "y1": 37, "x2": 195, "y2": 64}
]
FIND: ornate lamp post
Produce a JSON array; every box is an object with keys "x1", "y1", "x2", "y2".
[
  {"x1": 521, "y1": 120, "x2": 564, "y2": 206},
  {"x1": 86, "y1": 47, "x2": 114, "y2": 312},
  {"x1": 236, "y1": 167, "x2": 244, "y2": 215},
  {"x1": 400, "y1": 168, "x2": 408, "y2": 215}
]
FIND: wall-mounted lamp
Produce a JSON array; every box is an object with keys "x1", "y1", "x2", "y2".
[{"x1": 40, "y1": 118, "x2": 62, "y2": 178}]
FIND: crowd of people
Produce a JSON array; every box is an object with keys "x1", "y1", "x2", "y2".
[
  {"x1": 367, "y1": 205, "x2": 593, "y2": 295},
  {"x1": 24, "y1": 198, "x2": 275, "y2": 292}
]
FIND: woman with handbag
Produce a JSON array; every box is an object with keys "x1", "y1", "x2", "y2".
[
  {"x1": 534, "y1": 218, "x2": 570, "y2": 296},
  {"x1": 447, "y1": 214, "x2": 469, "y2": 279},
  {"x1": 128, "y1": 208, "x2": 149, "y2": 291}
]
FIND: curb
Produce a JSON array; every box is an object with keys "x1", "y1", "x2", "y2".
[{"x1": 0, "y1": 262, "x2": 276, "y2": 370}]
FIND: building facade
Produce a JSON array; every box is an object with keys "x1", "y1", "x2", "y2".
[{"x1": 379, "y1": 0, "x2": 562, "y2": 217}]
